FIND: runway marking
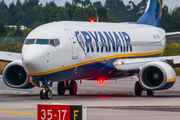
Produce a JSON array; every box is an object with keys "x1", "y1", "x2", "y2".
[
  {"x1": 0, "y1": 110, "x2": 37, "y2": 115},
  {"x1": 88, "y1": 106, "x2": 180, "y2": 109},
  {"x1": 87, "y1": 117, "x2": 93, "y2": 118},
  {"x1": 0, "y1": 109, "x2": 36, "y2": 111},
  {"x1": 0, "y1": 109, "x2": 92, "y2": 118}
]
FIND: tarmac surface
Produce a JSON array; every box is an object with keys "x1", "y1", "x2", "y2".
[{"x1": 0, "y1": 75, "x2": 180, "y2": 120}]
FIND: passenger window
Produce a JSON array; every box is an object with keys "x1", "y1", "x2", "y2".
[
  {"x1": 25, "y1": 39, "x2": 35, "y2": 44},
  {"x1": 36, "y1": 39, "x2": 49, "y2": 44}
]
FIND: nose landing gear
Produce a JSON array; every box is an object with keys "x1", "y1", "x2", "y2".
[
  {"x1": 39, "y1": 79, "x2": 53, "y2": 100},
  {"x1": 40, "y1": 87, "x2": 53, "y2": 99}
]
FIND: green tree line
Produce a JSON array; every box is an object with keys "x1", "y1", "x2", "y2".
[{"x1": 0, "y1": 0, "x2": 180, "y2": 37}]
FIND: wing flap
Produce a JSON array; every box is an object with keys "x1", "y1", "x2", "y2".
[{"x1": 171, "y1": 56, "x2": 180, "y2": 64}]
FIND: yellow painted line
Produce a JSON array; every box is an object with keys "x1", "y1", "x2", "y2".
[
  {"x1": 0, "y1": 110, "x2": 92, "y2": 118},
  {"x1": 27, "y1": 49, "x2": 165, "y2": 76},
  {"x1": 87, "y1": 117, "x2": 93, "y2": 118},
  {"x1": 0, "y1": 111, "x2": 37, "y2": 115},
  {"x1": 167, "y1": 78, "x2": 176, "y2": 83}
]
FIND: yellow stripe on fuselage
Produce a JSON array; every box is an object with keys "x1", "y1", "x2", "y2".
[
  {"x1": 27, "y1": 49, "x2": 165, "y2": 76},
  {"x1": 167, "y1": 78, "x2": 176, "y2": 83}
]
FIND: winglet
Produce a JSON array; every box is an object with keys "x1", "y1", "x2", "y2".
[{"x1": 136, "y1": 0, "x2": 163, "y2": 28}]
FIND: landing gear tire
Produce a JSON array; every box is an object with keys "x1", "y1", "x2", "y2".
[
  {"x1": 135, "y1": 81, "x2": 142, "y2": 96},
  {"x1": 40, "y1": 89, "x2": 45, "y2": 99},
  {"x1": 147, "y1": 90, "x2": 155, "y2": 96},
  {"x1": 57, "y1": 81, "x2": 65, "y2": 95},
  {"x1": 45, "y1": 89, "x2": 53, "y2": 99},
  {"x1": 40, "y1": 88, "x2": 53, "y2": 99},
  {"x1": 69, "y1": 81, "x2": 77, "y2": 95}
]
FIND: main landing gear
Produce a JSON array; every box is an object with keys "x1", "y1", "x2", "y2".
[
  {"x1": 134, "y1": 81, "x2": 155, "y2": 96},
  {"x1": 57, "y1": 80, "x2": 77, "y2": 95}
]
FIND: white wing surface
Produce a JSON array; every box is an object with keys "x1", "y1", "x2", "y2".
[
  {"x1": 114, "y1": 56, "x2": 180, "y2": 71},
  {"x1": 166, "y1": 32, "x2": 180, "y2": 39},
  {"x1": 0, "y1": 51, "x2": 22, "y2": 62}
]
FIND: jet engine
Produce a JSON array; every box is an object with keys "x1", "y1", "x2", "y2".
[
  {"x1": 3, "y1": 60, "x2": 34, "y2": 89},
  {"x1": 139, "y1": 61, "x2": 176, "y2": 90}
]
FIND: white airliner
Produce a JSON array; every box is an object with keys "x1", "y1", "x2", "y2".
[{"x1": 1, "y1": 0, "x2": 180, "y2": 99}]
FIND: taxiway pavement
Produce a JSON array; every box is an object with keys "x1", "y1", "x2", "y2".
[{"x1": 0, "y1": 76, "x2": 180, "y2": 120}]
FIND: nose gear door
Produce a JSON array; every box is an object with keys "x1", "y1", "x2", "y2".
[{"x1": 64, "y1": 29, "x2": 78, "y2": 59}]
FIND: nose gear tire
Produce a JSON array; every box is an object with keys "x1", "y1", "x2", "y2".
[
  {"x1": 45, "y1": 89, "x2": 52, "y2": 99},
  {"x1": 40, "y1": 89, "x2": 45, "y2": 99}
]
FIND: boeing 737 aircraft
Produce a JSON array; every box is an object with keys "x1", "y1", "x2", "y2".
[{"x1": 1, "y1": 0, "x2": 180, "y2": 99}]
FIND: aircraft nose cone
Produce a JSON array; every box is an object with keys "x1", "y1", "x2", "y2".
[{"x1": 22, "y1": 46, "x2": 45, "y2": 74}]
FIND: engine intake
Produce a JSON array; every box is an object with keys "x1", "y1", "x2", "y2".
[
  {"x1": 139, "y1": 61, "x2": 176, "y2": 90},
  {"x1": 3, "y1": 60, "x2": 34, "y2": 89}
]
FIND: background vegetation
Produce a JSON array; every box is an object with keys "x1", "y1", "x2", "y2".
[
  {"x1": 0, "y1": 0, "x2": 180, "y2": 37},
  {"x1": 0, "y1": 0, "x2": 180, "y2": 74}
]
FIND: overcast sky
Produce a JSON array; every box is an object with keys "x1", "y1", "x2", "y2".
[{"x1": 3, "y1": 0, "x2": 180, "y2": 9}]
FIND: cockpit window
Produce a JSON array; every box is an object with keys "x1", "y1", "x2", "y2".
[
  {"x1": 54, "y1": 39, "x2": 60, "y2": 46},
  {"x1": 25, "y1": 38, "x2": 60, "y2": 47},
  {"x1": 50, "y1": 39, "x2": 60, "y2": 47},
  {"x1": 25, "y1": 39, "x2": 35, "y2": 44},
  {"x1": 36, "y1": 39, "x2": 49, "y2": 44},
  {"x1": 50, "y1": 40, "x2": 55, "y2": 46}
]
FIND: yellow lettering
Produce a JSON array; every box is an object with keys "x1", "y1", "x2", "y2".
[{"x1": 74, "y1": 110, "x2": 79, "y2": 120}]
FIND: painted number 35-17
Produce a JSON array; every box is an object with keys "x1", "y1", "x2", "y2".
[{"x1": 37, "y1": 104, "x2": 86, "y2": 120}]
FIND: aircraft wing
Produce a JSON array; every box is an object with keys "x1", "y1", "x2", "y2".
[
  {"x1": 114, "y1": 56, "x2": 180, "y2": 71},
  {"x1": 0, "y1": 51, "x2": 22, "y2": 62},
  {"x1": 166, "y1": 32, "x2": 180, "y2": 39}
]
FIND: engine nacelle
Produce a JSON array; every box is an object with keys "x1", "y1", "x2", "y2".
[
  {"x1": 3, "y1": 60, "x2": 34, "y2": 89},
  {"x1": 139, "y1": 61, "x2": 176, "y2": 90}
]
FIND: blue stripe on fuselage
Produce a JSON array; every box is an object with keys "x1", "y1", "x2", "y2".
[{"x1": 31, "y1": 52, "x2": 163, "y2": 82}]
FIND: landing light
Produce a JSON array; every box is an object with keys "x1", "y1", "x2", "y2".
[
  {"x1": 118, "y1": 61, "x2": 124, "y2": 65},
  {"x1": 43, "y1": 89, "x2": 46, "y2": 93}
]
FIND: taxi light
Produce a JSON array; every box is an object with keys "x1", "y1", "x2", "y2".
[{"x1": 118, "y1": 61, "x2": 124, "y2": 65}]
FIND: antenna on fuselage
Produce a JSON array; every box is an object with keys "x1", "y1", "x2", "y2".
[{"x1": 95, "y1": 8, "x2": 99, "y2": 22}]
